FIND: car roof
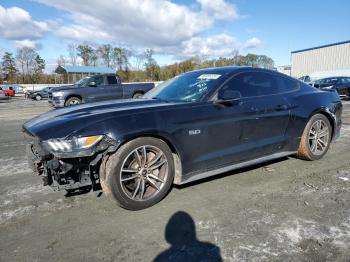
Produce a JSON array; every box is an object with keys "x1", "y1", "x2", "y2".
[
  {"x1": 317, "y1": 77, "x2": 340, "y2": 81},
  {"x1": 89, "y1": 73, "x2": 116, "y2": 77},
  {"x1": 186, "y1": 66, "x2": 278, "y2": 75}
]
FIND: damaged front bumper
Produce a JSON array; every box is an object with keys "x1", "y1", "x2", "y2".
[{"x1": 25, "y1": 132, "x2": 118, "y2": 191}]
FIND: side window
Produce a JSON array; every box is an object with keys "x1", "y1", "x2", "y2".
[
  {"x1": 223, "y1": 72, "x2": 279, "y2": 97},
  {"x1": 329, "y1": 78, "x2": 338, "y2": 84},
  {"x1": 342, "y1": 78, "x2": 350, "y2": 84},
  {"x1": 107, "y1": 76, "x2": 119, "y2": 85},
  {"x1": 90, "y1": 76, "x2": 104, "y2": 86},
  {"x1": 277, "y1": 76, "x2": 299, "y2": 93}
]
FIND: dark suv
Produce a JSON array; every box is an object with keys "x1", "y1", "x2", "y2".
[{"x1": 313, "y1": 77, "x2": 350, "y2": 97}]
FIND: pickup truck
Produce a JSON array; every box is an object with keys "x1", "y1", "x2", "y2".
[{"x1": 48, "y1": 73, "x2": 155, "y2": 107}]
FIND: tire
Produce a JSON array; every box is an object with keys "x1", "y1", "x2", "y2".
[
  {"x1": 35, "y1": 94, "x2": 42, "y2": 101},
  {"x1": 103, "y1": 137, "x2": 174, "y2": 210},
  {"x1": 65, "y1": 97, "x2": 81, "y2": 106},
  {"x1": 297, "y1": 114, "x2": 332, "y2": 161},
  {"x1": 132, "y1": 93, "x2": 144, "y2": 99}
]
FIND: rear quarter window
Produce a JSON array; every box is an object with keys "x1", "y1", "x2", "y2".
[
  {"x1": 107, "y1": 76, "x2": 119, "y2": 85},
  {"x1": 277, "y1": 76, "x2": 299, "y2": 93}
]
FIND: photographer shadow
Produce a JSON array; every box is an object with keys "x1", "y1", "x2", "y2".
[{"x1": 153, "y1": 211, "x2": 222, "y2": 262}]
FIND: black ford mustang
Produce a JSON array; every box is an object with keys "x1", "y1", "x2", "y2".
[{"x1": 24, "y1": 67, "x2": 342, "y2": 210}]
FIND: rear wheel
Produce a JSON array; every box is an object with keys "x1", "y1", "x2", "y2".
[
  {"x1": 132, "y1": 92, "x2": 143, "y2": 99},
  {"x1": 103, "y1": 137, "x2": 174, "y2": 210},
  {"x1": 65, "y1": 97, "x2": 81, "y2": 106},
  {"x1": 297, "y1": 114, "x2": 332, "y2": 160}
]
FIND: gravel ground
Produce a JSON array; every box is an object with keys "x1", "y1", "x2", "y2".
[{"x1": 1, "y1": 97, "x2": 350, "y2": 262}]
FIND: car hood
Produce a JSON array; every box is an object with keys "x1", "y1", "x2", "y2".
[
  {"x1": 50, "y1": 85, "x2": 77, "y2": 92},
  {"x1": 23, "y1": 99, "x2": 178, "y2": 140}
]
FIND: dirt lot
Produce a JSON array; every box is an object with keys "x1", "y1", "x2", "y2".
[{"x1": 1, "y1": 97, "x2": 350, "y2": 261}]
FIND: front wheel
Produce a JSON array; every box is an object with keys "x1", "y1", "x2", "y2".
[
  {"x1": 35, "y1": 94, "x2": 42, "y2": 101},
  {"x1": 297, "y1": 114, "x2": 332, "y2": 160},
  {"x1": 132, "y1": 93, "x2": 143, "y2": 99},
  {"x1": 103, "y1": 137, "x2": 174, "y2": 210},
  {"x1": 65, "y1": 97, "x2": 81, "y2": 106}
]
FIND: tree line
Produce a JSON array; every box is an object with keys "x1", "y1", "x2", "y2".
[
  {"x1": 0, "y1": 43, "x2": 275, "y2": 84},
  {"x1": 0, "y1": 48, "x2": 45, "y2": 84}
]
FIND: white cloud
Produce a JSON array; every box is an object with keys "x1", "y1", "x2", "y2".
[
  {"x1": 0, "y1": 5, "x2": 49, "y2": 41},
  {"x1": 36, "y1": 0, "x2": 246, "y2": 51},
  {"x1": 32, "y1": 0, "x2": 261, "y2": 59},
  {"x1": 37, "y1": 0, "x2": 212, "y2": 46},
  {"x1": 197, "y1": 0, "x2": 239, "y2": 20},
  {"x1": 173, "y1": 34, "x2": 262, "y2": 59},
  {"x1": 15, "y1": 39, "x2": 37, "y2": 49},
  {"x1": 243, "y1": 37, "x2": 262, "y2": 49}
]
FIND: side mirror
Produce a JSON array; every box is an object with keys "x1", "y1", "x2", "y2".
[
  {"x1": 88, "y1": 81, "x2": 97, "y2": 87},
  {"x1": 215, "y1": 89, "x2": 241, "y2": 105}
]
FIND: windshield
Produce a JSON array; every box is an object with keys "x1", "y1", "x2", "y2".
[
  {"x1": 144, "y1": 71, "x2": 226, "y2": 102},
  {"x1": 75, "y1": 77, "x2": 91, "y2": 86}
]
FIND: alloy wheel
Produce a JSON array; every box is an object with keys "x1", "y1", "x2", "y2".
[
  {"x1": 308, "y1": 119, "x2": 330, "y2": 155},
  {"x1": 119, "y1": 145, "x2": 168, "y2": 201},
  {"x1": 69, "y1": 99, "x2": 80, "y2": 105}
]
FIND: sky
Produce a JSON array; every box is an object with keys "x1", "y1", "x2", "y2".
[{"x1": 0, "y1": 0, "x2": 349, "y2": 73}]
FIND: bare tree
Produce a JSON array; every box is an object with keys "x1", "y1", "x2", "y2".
[
  {"x1": 77, "y1": 45, "x2": 94, "y2": 66},
  {"x1": 57, "y1": 55, "x2": 66, "y2": 66},
  {"x1": 0, "y1": 48, "x2": 4, "y2": 82},
  {"x1": 231, "y1": 50, "x2": 240, "y2": 65},
  {"x1": 16, "y1": 47, "x2": 37, "y2": 83},
  {"x1": 112, "y1": 47, "x2": 129, "y2": 71},
  {"x1": 98, "y1": 44, "x2": 112, "y2": 68},
  {"x1": 91, "y1": 50, "x2": 99, "y2": 67},
  {"x1": 67, "y1": 44, "x2": 78, "y2": 66},
  {"x1": 134, "y1": 53, "x2": 145, "y2": 71}
]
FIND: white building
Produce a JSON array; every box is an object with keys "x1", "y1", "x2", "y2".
[
  {"x1": 277, "y1": 65, "x2": 291, "y2": 76},
  {"x1": 291, "y1": 40, "x2": 350, "y2": 79}
]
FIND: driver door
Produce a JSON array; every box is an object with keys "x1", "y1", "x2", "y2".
[{"x1": 84, "y1": 75, "x2": 106, "y2": 102}]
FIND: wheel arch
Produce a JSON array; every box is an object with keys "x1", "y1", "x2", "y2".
[
  {"x1": 308, "y1": 108, "x2": 335, "y2": 139},
  {"x1": 132, "y1": 90, "x2": 145, "y2": 96}
]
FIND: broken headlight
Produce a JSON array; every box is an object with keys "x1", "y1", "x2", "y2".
[{"x1": 42, "y1": 135, "x2": 106, "y2": 157}]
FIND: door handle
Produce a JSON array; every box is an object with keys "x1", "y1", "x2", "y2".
[{"x1": 274, "y1": 105, "x2": 288, "y2": 111}]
